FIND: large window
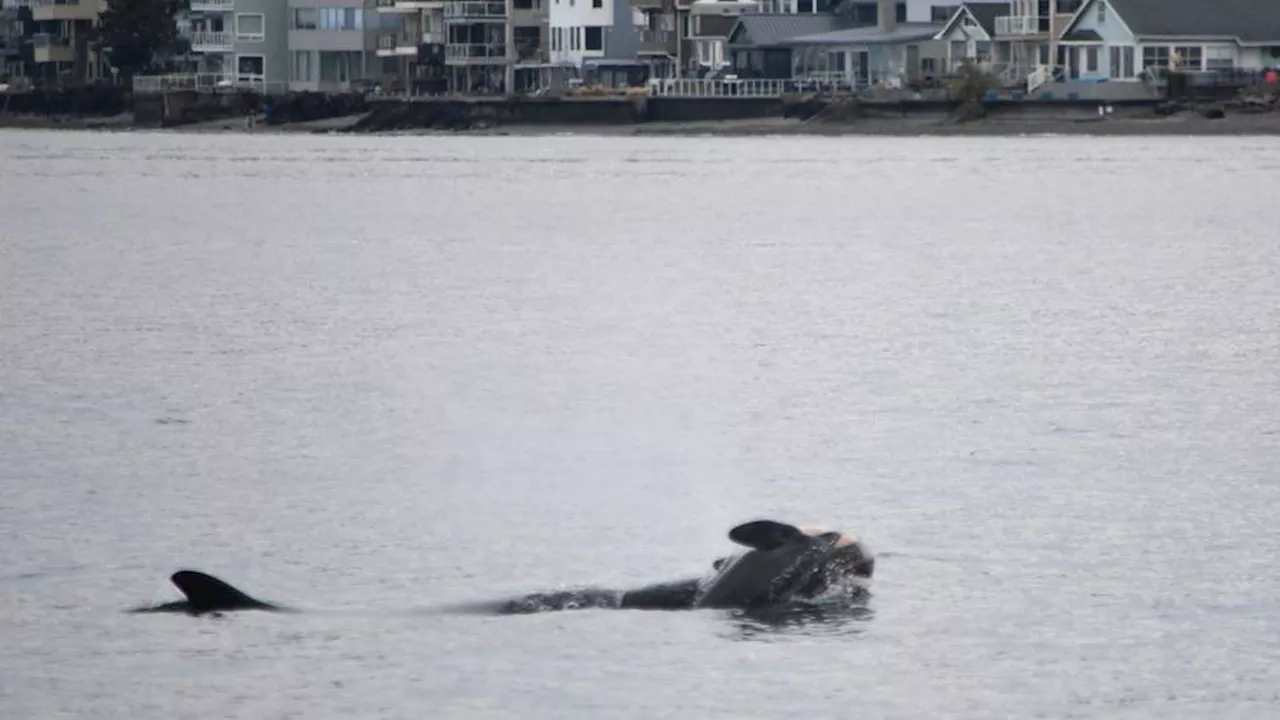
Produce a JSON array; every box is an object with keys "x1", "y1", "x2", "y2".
[
  {"x1": 235, "y1": 13, "x2": 264, "y2": 42},
  {"x1": 1109, "y1": 45, "x2": 1134, "y2": 78},
  {"x1": 1172, "y1": 45, "x2": 1202, "y2": 70},
  {"x1": 291, "y1": 51, "x2": 312, "y2": 82},
  {"x1": 583, "y1": 26, "x2": 602, "y2": 51},
  {"x1": 1205, "y1": 46, "x2": 1235, "y2": 70},
  {"x1": 1141, "y1": 45, "x2": 1169, "y2": 70}
]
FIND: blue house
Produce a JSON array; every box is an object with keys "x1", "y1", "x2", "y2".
[{"x1": 1055, "y1": 0, "x2": 1280, "y2": 83}]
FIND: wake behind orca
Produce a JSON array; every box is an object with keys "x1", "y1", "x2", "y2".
[{"x1": 127, "y1": 519, "x2": 874, "y2": 617}]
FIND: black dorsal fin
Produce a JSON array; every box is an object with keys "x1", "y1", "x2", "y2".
[
  {"x1": 728, "y1": 520, "x2": 810, "y2": 551},
  {"x1": 170, "y1": 570, "x2": 277, "y2": 614}
]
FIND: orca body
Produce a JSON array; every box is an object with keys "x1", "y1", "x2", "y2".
[{"x1": 128, "y1": 520, "x2": 873, "y2": 617}]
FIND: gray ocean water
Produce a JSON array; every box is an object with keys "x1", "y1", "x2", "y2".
[{"x1": 1, "y1": 128, "x2": 1277, "y2": 719}]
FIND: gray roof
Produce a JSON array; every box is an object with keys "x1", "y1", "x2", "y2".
[
  {"x1": 726, "y1": 14, "x2": 848, "y2": 48},
  {"x1": 1065, "y1": 0, "x2": 1280, "y2": 43},
  {"x1": 786, "y1": 22, "x2": 945, "y2": 47},
  {"x1": 935, "y1": 2, "x2": 1006, "y2": 39},
  {"x1": 962, "y1": 2, "x2": 1006, "y2": 37},
  {"x1": 694, "y1": 15, "x2": 739, "y2": 39},
  {"x1": 1061, "y1": 29, "x2": 1102, "y2": 42}
]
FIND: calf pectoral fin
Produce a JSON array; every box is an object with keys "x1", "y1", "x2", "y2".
[{"x1": 728, "y1": 520, "x2": 809, "y2": 551}]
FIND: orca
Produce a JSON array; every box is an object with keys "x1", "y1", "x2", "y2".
[
  {"x1": 127, "y1": 570, "x2": 290, "y2": 616},
  {"x1": 127, "y1": 520, "x2": 873, "y2": 617}
]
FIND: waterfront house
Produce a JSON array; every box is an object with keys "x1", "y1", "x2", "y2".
[
  {"x1": 688, "y1": 0, "x2": 758, "y2": 74},
  {"x1": 725, "y1": 13, "x2": 845, "y2": 77},
  {"x1": 931, "y1": 1, "x2": 1005, "y2": 72},
  {"x1": 1054, "y1": 0, "x2": 1280, "y2": 83}
]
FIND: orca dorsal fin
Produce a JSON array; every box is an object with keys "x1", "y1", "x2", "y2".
[
  {"x1": 170, "y1": 570, "x2": 277, "y2": 614},
  {"x1": 728, "y1": 520, "x2": 810, "y2": 551}
]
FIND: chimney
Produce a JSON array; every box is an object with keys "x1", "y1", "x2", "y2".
[{"x1": 877, "y1": 0, "x2": 897, "y2": 33}]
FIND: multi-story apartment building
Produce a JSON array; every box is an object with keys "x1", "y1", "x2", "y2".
[
  {"x1": 288, "y1": 1, "x2": 381, "y2": 92},
  {"x1": 1, "y1": 0, "x2": 34, "y2": 80},
  {"x1": 374, "y1": 0, "x2": 447, "y2": 92},
  {"x1": 444, "y1": 0, "x2": 547, "y2": 94},
  {"x1": 23, "y1": 0, "x2": 107, "y2": 84},
  {"x1": 182, "y1": 0, "x2": 289, "y2": 92}
]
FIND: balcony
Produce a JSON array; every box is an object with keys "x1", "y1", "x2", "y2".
[
  {"x1": 376, "y1": 33, "x2": 419, "y2": 56},
  {"x1": 444, "y1": 1, "x2": 507, "y2": 20},
  {"x1": 422, "y1": 31, "x2": 444, "y2": 45},
  {"x1": 638, "y1": 29, "x2": 673, "y2": 54},
  {"x1": 445, "y1": 42, "x2": 507, "y2": 63},
  {"x1": 31, "y1": 32, "x2": 73, "y2": 63},
  {"x1": 188, "y1": 30, "x2": 233, "y2": 52},
  {"x1": 994, "y1": 15, "x2": 1039, "y2": 36},
  {"x1": 377, "y1": 0, "x2": 443, "y2": 12},
  {"x1": 31, "y1": 0, "x2": 99, "y2": 22},
  {"x1": 189, "y1": 0, "x2": 234, "y2": 11},
  {"x1": 632, "y1": 0, "x2": 667, "y2": 10}
]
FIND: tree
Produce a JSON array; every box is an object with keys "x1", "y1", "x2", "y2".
[{"x1": 93, "y1": 0, "x2": 185, "y2": 79}]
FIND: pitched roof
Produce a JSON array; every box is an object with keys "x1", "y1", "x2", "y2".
[
  {"x1": 1061, "y1": 29, "x2": 1102, "y2": 41},
  {"x1": 786, "y1": 22, "x2": 945, "y2": 47},
  {"x1": 963, "y1": 2, "x2": 1005, "y2": 37},
  {"x1": 726, "y1": 13, "x2": 848, "y2": 48},
  {"x1": 1063, "y1": 0, "x2": 1280, "y2": 43},
  {"x1": 934, "y1": 2, "x2": 1005, "y2": 40}
]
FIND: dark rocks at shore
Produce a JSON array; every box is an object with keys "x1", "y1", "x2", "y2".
[
  {"x1": 264, "y1": 92, "x2": 368, "y2": 126},
  {"x1": 0, "y1": 84, "x2": 128, "y2": 116},
  {"x1": 347, "y1": 102, "x2": 485, "y2": 132}
]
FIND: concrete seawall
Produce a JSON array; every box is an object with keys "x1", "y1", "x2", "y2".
[{"x1": 343, "y1": 94, "x2": 1170, "y2": 132}]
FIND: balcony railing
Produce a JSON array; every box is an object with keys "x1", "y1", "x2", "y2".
[
  {"x1": 189, "y1": 0, "x2": 234, "y2": 11},
  {"x1": 132, "y1": 73, "x2": 290, "y2": 96},
  {"x1": 188, "y1": 30, "x2": 233, "y2": 51},
  {"x1": 445, "y1": 42, "x2": 507, "y2": 61},
  {"x1": 638, "y1": 29, "x2": 673, "y2": 53},
  {"x1": 647, "y1": 78, "x2": 789, "y2": 97},
  {"x1": 376, "y1": 0, "x2": 414, "y2": 11},
  {"x1": 444, "y1": 1, "x2": 507, "y2": 19},
  {"x1": 376, "y1": 32, "x2": 420, "y2": 54},
  {"x1": 31, "y1": 32, "x2": 70, "y2": 48},
  {"x1": 994, "y1": 15, "x2": 1038, "y2": 35}
]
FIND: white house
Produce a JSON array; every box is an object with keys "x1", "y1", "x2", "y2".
[
  {"x1": 548, "y1": 0, "x2": 639, "y2": 67},
  {"x1": 1055, "y1": 0, "x2": 1280, "y2": 83}
]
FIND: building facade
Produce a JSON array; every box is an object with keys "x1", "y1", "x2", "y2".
[
  {"x1": 288, "y1": 1, "x2": 379, "y2": 92},
  {"x1": 182, "y1": 0, "x2": 289, "y2": 92},
  {"x1": 1, "y1": 0, "x2": 34, "y2": 81},
  {"x1": 24, "y1": 0, "x2": 108, "y2": 84}
]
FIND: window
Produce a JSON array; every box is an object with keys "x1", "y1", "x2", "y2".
[
  {"x1": 1096, "y1": 0, "x2": 1105, "y2": 23},
  {"x1": 237, "y1": 54, "x2": 264, "y2": 77},
  {"x1": 1084, "y1": 46, "x2": 1097, "y2": 73},
  {"x1": 1172, "y1": 45, "x2": 1202, "y2": 70},
  {"x1": 920, "y1": 57, "x2": 937, "y2": 73},
  {"x1": 513, "y1": 0, "x2": 536, "y2": 8},
  {"x1": 1205, "y1": 46, "x2": 1235, "y2": 70},
  {"x1": 1109, "y1": 45, "x2": 1134, "y2": 77},
  {"x1": 1141, "y1": 45, "x2": 1169, "y2": 70},
  {"x1": 292, "y1": 8, "x2": 317, "y2": 29},
  {"x1": 592, "y1": 0, "x2": 602, "y2": 6},
  {"x1": 318, "y1": 8, "x2": 362, "y2": 30},
  {"x1": 584, "y1": 26, "x2": 602, "y2": 51},
  {"x1": 235, "y1": 13, "x2": 264, "y2": 42},
  {"x1": 291, "y1": 51, "x2": 312, "y2": 82}
]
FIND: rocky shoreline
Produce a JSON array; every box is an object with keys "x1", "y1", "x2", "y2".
[{"x1": 4, "y1": 100, "x2": 1280, "y2": 137}]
